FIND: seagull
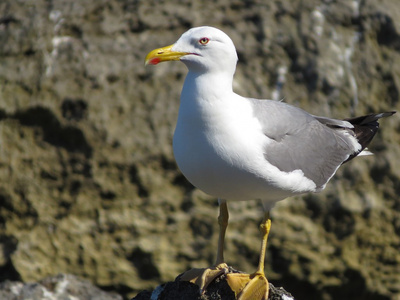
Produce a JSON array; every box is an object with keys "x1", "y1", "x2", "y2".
[{"x1": 145, "y1": 26, "x2": 395, "y2": 299}]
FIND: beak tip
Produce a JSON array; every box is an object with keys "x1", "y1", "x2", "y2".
[{"x1": 145, "y1": 57, "x2": 161, "y2": 66}]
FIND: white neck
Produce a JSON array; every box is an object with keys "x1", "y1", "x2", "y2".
[{"x1": 181, "y1": 70, "x2": 234, "y2": 103}]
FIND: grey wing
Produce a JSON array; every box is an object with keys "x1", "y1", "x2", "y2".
[
  {"x1": 312, "y1": 115, "x2": 354, "y2": 128},
  {"x1": 250, "y1": 99, "x2": 358, "y2": 189}
]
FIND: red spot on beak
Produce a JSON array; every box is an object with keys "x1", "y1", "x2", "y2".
[{"x1": 148, "y1": 57, "x2": 161, "y2": 65}]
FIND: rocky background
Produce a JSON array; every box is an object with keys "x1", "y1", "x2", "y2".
[{"x1": 0, "y1": 0, "x2": 399, "y2": 299}]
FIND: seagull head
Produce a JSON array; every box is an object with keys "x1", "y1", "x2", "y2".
[{"x1": 145, "y1": 26, "x2": 238, "y2": 74}]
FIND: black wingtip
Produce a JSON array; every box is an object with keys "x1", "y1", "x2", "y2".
[{"x1": 343, "y1": 111, "x2": 395, "y2": 162}]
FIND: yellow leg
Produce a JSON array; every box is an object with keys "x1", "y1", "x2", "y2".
[
  {"x1": 254, "y1": 211, "x2": 271, "y2": 275},
  {"x1": 226, "y1": 211, "x2": 271, "y2": 300},
  {"x1": 180, "y1": 199, "x2": 230, "y2": 293},
  {"x1": 216, "y1": 199, "x2": 229, "y2": 265}
]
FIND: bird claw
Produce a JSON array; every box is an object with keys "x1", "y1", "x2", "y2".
[
  {"x1": 180, "y1": 264, "x2": 269, "y2": 299},
  {"x1": 179, "y1": 263, "x2": 229, "y2": 294},
  {"x1": 226, "y1": 272, "x2": 269, "y2": 300}
]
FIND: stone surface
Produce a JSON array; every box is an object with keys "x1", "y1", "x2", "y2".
[
  {"x1": 132, "y1": 268, "x2": 294, "y2": 300},
  {"x1": 0, "y1": 1, "x2": 399, "y2": 300},
  {"x1": 0, "y1": 273, "x2": 122, "y2": 300}
]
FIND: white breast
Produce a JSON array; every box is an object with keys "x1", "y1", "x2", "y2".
[
  {"x1": 172, "y1": 73, "x2": 317, "y2": 203},
  {"x1": 174, "y1": 95, "x2": 294, "y2": 202}
]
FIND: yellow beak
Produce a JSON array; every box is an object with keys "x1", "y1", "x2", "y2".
[{"x1": 145, "y1": 44, "x2": 189, "y2": 66}]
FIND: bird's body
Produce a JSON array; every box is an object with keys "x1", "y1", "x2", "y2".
[
  {"x1": 174, "y1": 88, "x2": 323, "y2": 203},
  {"x1": 145, "y1": 26, "x2": 395, "y2": 299}
]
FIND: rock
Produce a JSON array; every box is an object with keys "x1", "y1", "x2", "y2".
[
  {"x1": 0, "y1": 0, "x2": 399, "y2": 300},
  {"x1": 132, "y1": 268, "x2": 295, "y2": 300},
  {"x1": 0, "y1": 274, "x2": 122, "y2": 300}
]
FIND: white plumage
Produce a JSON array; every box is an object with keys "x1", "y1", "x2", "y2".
[{"x1": 157, "y1": 26, "x2": 377, "y2": 210}]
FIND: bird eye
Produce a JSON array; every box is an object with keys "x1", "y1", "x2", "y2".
[{"x1": 199, "y1": 37, "x2": 210, "y2": 45}]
